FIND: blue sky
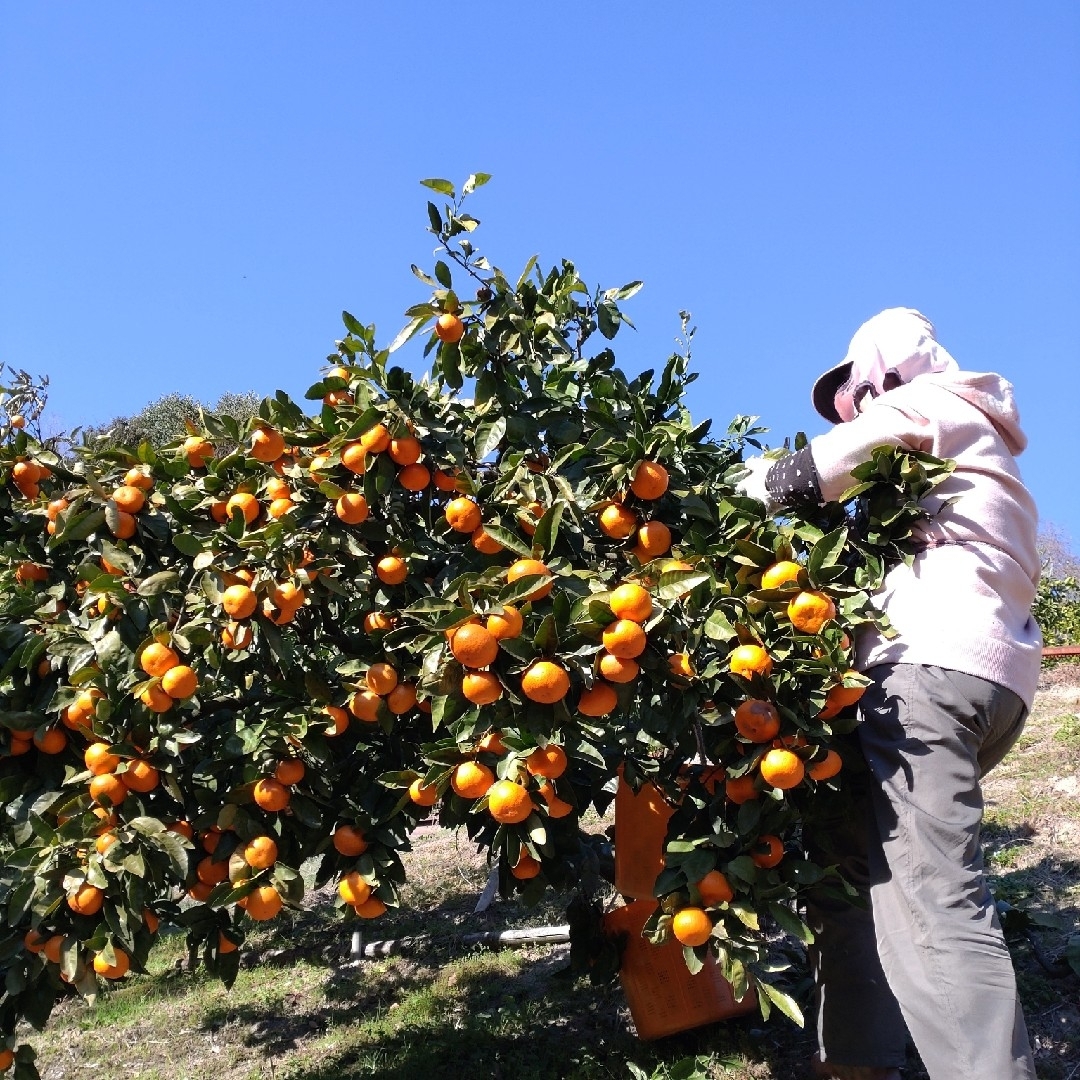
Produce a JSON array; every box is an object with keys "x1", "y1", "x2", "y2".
[{"x1": 2, "y1": 3, "x2": 1078, "y2": 547}]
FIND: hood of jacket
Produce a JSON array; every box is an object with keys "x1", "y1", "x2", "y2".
[{"x1": 920, "y1": 370, "x2": 1028, "y2": 455}]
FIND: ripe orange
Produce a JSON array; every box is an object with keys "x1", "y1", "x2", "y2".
[
  {"x1": 85, "y1": 742, "x2": 120, "y2": 775},
  {"x1": 819, "y1": 674, "x2": 867, "y2": 718},
  {"x1": 471, "y1": 525, "x2": 504, "y2": 554},
  {"x1": 520, "y1": 661, "x2": 570, "y2": 703},
  {"x1": 751, "y1": 834, "x2": 785, "y2": 868},
  {"x1": 511, "y1": 851, "x2": 542, "y2": 880},
  {"x1": 68, "y1": 883, "x2": 105, "y2": 915},
  {"x1": 724, "y1": 774, "x2": 759, "y2": 804},
  {"x1": 161, "y1": 664, "x2": 197, "y2": 700},
  {"x1": 221, "y1": 622, "x2": 253, "y2": 650},
  {"x1": 433, "y1": 468, "x2": 460, "y2": 491},
  {"x1": 630, "y1": 460, "x2": 669, "y2": 500},
  {"x1": 598, "y1": 503, "x2": 638, "y2": 540},
  {"x1": 366, "y1": 662, "x2": 399, "y2": 696},
  {"x1": 253, "y1": 778, "x2": 290, "y2": 812},
  {"x1": 110, "y1": 510, "x2": 137, "y2": 539},
  {"x1": 33, "y1": 727, "x2": 66, "y2": 755},
  {"x1": 325, "y1": 704, "x2": 350, "y2": 735},
  {"x1": 359, "y1": 424, "x2": 391, "y2": 455},
  {"x1": 451, "y1": 760, "x2": 495, "y2": 800},
  {"x1": 139, "y1": 684, "x2": 173, "y2": 713},
  {"x1": 142, "y1": 908, "x2": 160, "y2": 934},
  {"x1": 398, "y1": 463, "x2": 431, "y2": 491},
  {"x1": 364, "y1": 611, "x2": 397, "y2": 634},
  {"x1": 354, "y1": 896, "x2": 388, "y2": 918},
  {"x1": 462, "y1": 670, "x2": 503, "y2": 705},
  {"x1": 808, "y1": 749, "x2": 843, "y2": 781},
  {"x1": 223, "y1": 584, "x2": 258, "y2": 619},
  {"x1": 476, "y1": 730, "x2": 507, "y2": 754},
  {"x1": 196, "y1": 855, "x2": 229, "y2": 885},
  {"x1": 760, "y1": 560, "x2": 802, "y2": 589},
  {"x1": 671, "y1": 907, "x2": 712, "y2": 947},
  {"x1": 487, "y1": 780, "x2": 533, "y2": 824},
  {"x1": 788, "y1": 590, "x2": 837, "y2": 634},
  {"x1": 577, "y1": 682, "x2": 618, "y2": 717},
  {"x1": 124, "y1": 466, "x2": 154, "y2": 490},
  {"x1": 349, "y1": 689, "x2": 382, "y2": 722},
  {"x1": 184, "y1": 436, "x2": 214, "y2": 468},
  {"x1": 340, "y1": 442, "x2": 368, "y2": 474},
  {"x1": 265, "y1": 476, "x2": 290, "y2": 501},
  {"x1": 486, "y1": 605, "x2": 522, "y2": 640},
  {"x1": 408, "y1": 777, "x2": 439, "y2": 806},
  {"x1": 226, "y1": 492, "x2": 260, "y2": 525},
  {"x1": 634, "y1": 520, "x2": 672, "y2": 560},
  {"x1": 218, "y1": 932, "x2": 239, "y2": 954},
  {"x1": 338, "y1": 871, "x2": 372, "y2": 906},
  {"x1": 598, "y1": 652, "x2": 639, "y2": 684},
  {"x1": 123, "y1": 760, "x2": 160, "y2": 793},
  {"x1": 336, "y1": 492, "x2": 369, "y2": 524},
  {"x1": 608, "y1": 583, "x2": 653, "y2": 623},
  {"x1": 376, "y1": 555, "x2": 408, "y2": 585},
  {"x1": 389, "y1": 435, "x2": 422, "y2": 466},
  {"x1": 93, "y1": 948, "x2": 130, "y2": 979},
  {"x1": 250, "y1": 427, "x2": 286, "y2": 463},
  {"x1": 10, "y1": 414, "x2": 25, "y2": 428},
  {"x1": 445, "y1": 497, "x2": 482, "y2": 533},
  {"x1": 450, "y1": 623, "x2": 499, "y2": 668},
  {"x1": 244, "y1": 836, "x2": 279, "y2": 870},
  {"x1": 696, "y1": 870, "x2": 734, "y2": 905},
  {"x1": 602, "y1": 619, "x2": 647, "y2": 659},
  {"x1": 89, "y1": 773, "x2": 128, "y2": 807},
  {"x1": 274, "y1": 758, "x2": 305, "y2": 785},
  {"x1": 434, "y1": 312, "x2": 465, "y2": 343},
  {"x1": 43, "y1": 935, "x2": 65, "y2": 965},
  {"x1": 111, "y1": 484, "x2": 146, "y2": 514},
  {"x1": 734, "y1": 700, "x2": 781, "y2": 743},
  {"x1": 526, "y1": 744, "x2": 568, "y2": 779},
  {"x1": 385, "y1": 682, "x2": 417, "y2": 714},
  {"x1": 268, "y1": 497, "x2": 293, "y2": 518},
  {"x1": 245, "y1": 884, "x2": 283, "y2": 921},
  {"x1": 506, "y1": 558, "x2": 554, "y2": 601},
  {"x1": 759, "y1": 748, "x2": 805, "y2": 790},
  {"x1": 729, "y1": 644, "x2": 773, "y2": 679},
  {"x1": 333, "y1": 824, "x2": 369, "y2": 857},
  {"x1": 668, "y1": 653, "x2": 695, "y2": 679}
]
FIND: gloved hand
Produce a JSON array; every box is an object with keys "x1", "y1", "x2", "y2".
[{"x1": 734, "y1": 455, "x2": 780, "y2": 514}]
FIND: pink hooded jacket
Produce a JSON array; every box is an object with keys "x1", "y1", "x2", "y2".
[{"x1": 810, "y1": 370, "x2": 1043, "y2": 708}]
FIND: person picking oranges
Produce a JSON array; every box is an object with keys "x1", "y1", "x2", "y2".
[{"x1": 738, "y1": 309, "x2": 1041, "y2": 1080}]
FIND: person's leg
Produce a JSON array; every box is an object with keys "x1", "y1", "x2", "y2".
[
  {"x1": 804, "y1": 754, "x2": 908, "y2": 1076},
  {"x1": 857, "y1": 664, "x2": 1036, "y2": 1080}
]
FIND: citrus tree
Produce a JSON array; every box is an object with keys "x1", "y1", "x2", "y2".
[{"x1": 0, "y1": 175, "x2": 951, "y2": 1077}]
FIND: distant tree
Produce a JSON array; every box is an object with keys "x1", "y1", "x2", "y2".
[
  {"x1": 84, "y1": 390, "x2": 263, "y2": 450},
  {"x1": 1035, "y1": 526, "x2": 1080, "y2": 646}
]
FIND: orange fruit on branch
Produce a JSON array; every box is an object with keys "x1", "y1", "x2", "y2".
[
  {"x1": 222, "y1": 584, "x2": 258, "y2": 620},
  {"x1": 161, "y1": 664, "x2": 197, "y2": 700},
  {"x1": 462, "y1": 670, "x2": 503, "y2": 705},
  {"x1": 511, "y1": 850, "x2": 541, "y2": 880},
  {"x1": 250, "y1": 427, "x2": 286, "y2": 463},
  {"x1": 123, "y1": 760, "x2": 160, "y2": 793},
  {"x1": 435, "y1": 312, "x2": 465, "y2": 343},
  {"x1": 487, "y1": 779, "x2": 533, "y2": 824},
  {"x1": 520, "y1": 661, "x2": 570, "y2": 703},
  {"x1": 486, "y1": 605, "x2": 522, "y2": 640},
  {"x1": 526, "y1": 744, "x2": 568, "y2": 779},
  {"x1": 398, "y1": 463, "x2": 431, "y2": 491},
  {"x1": 471, "y1": 526, "x2": 503, "y2": 554},
  {"x1": 787, "y1": 590, "x2": 837, "y2": 634},
  {"x1": 274, "y1": 759, "x2": 305, "y2": 785},
  {"x1": 608, "y1": 583, "x2": 653, "y2": 623},
  {"x1": 733, "y1": 699, "x2": 781, "y2": 743},
  {"x1": 389, "y1": 435, "x2": 422, "y2": 465},
  {"x1": 93, "y1": 948, "x2": 130, "y2": 980},
  {"x1": 84, "y1": 742, "x2": 120, "y2": 776},
  {"x1": 630, "y1": 460, "x2": 669, "y2": 500},
  {"x1": 506, "y1": 558, "x2": 554, "y2": 601},
  {"x1": 89, "y1": 773, "x2": 128, "y2": 807},
  {"x1": 111, "y1": 485, "x2": 146, "y2": 514},
  {"x1": 760, "y1": 560, "x2": 802, "y2": 589},
  {"x1": 634, "y1": 520, "x2": 672, "y2": 560},
  {"x1": 759, "y1": 748, "x2": 805, "y2": 790},
  {"x1": 750, "y1": 834, "x2": 785, "y2": 868},
  {"x1": 598, "y1": 503, "x2": 638, "y2": 539},
  {"x1": 341, "y1": 442, "x2": 368, "y2": 474},
  {"x1": 253, "y1": 778, "x2": 290, "y2": 812},
  {"x1": 245, "y1": 885, "x2": 283, "y2": 921},
  {"x1": 376, "y1": 555, "x2": 407, "y2": 585},
  {"x1": 408, "y1": 777, "x2": 439, "y2": 806},
  {"x1": 183, "y1": 436, "x2": 214, "y2": 468},
  {"x1": 243, "y1": 836, "x2": 279, "y2": 870},
  {"x1": 451, "y1": 760, "x2": 495, "y2": 800},
  {"x1": 366, "y1": 663, "x2": 399, "y2": 696},
  {"x1": 332, "y1": 825, "x2": 369, "y2": 857},
  {"x1": 602, "y1": 619, "x2": 647, "y2": 659},
  {"x1": 696, "y1": 869, "x2": 735, "y2": 905},
  {"x1": 671, "y1": 906, "x2": 712, "y2": 947},
  {"x1": 450, "y1": 623, "x2": 499, "y2": 668},
  {"x1": 808, "y1": 749, "x2": 843, "y2": 781},
  {"x1": 359, "y1": 423, "x2": 391, "y2": 454},
  {"x1": 349, "y1": 689, "x2": 382, "y2": 722},
  {"x1": 445, "y1": 497, "x2": 482, "y2": 533},
  {"x1": 336, "y1": 492, "x2": 369, "y2": 524},
  {"x1": 729, "y1": 644, "x2": 773, "y2": 679},
  {"x1": 68, "y1": 883, "x2": 105, "y2": 915},
  {"x1": 576, "y1": 681, "x2": 618, "y2": 717},
  {"x1": 226, "y1": 492, "x2": 259, "y2": 525}
]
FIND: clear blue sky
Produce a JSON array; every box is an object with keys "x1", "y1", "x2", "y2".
[{"x1": 2, "y1": 4, "x2": 1078, "y2": 547}]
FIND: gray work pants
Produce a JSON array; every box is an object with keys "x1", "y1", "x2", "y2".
[{"x1": 804, "y1": 663, "x2": 1036, "y2": 1079}]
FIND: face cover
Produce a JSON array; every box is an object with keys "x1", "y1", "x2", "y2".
[{"x1": 831, "y1": 308, "x2": 959, "y2": 423}]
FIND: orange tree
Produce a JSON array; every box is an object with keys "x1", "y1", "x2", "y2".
[{"x1": 0, "y1": 175, "x2": 951, "y2": 1075}]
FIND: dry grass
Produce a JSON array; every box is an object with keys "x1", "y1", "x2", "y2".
[{"x1": 21, "y1": 671, "x2": 1080, "y2": 1080}]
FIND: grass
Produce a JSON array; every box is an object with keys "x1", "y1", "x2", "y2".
[{"x1": 21, "y1": 671, "x2": 1080, "y2": 1080}]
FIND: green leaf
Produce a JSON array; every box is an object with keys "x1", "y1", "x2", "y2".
[
  {"x1": 808, "y1": 528, "x2": 848, "y2": 578},
  {"x1": 532, "y1": 502, "x2": 564, "y2": 557},
  {"x1": 480, "y1": 525, "x2": 532, "y2": 558},
  {"x1": 172, "y1": 533, "x2": 203, "y2": 557},
  {"x1": 420, "y1": 178, "x2": 455, "y2": 197},
  {"x1": 136, "y1": 571, "x2": 180, "y2": 598},
  {"x1": 767, "y1": 901, "x2": 814, "y2": 944},
  {"x1": 388, "y1": 315, "x2": 429, "y2": 354},
  {"x1": 474, "y1": 418, "x2": 506, "y2": 461},
  {"x1": 703, "y1": 607, "x2": 738, "y2": 642},
  {"x1": 759, "y1": 980, "x2": 805, "y2": 1027}
]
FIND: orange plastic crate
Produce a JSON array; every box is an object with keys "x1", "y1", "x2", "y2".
[
  {"x1": 613, "y1": 772, "x2": 674, "y2": 899},
  {"x1": 604, "y1": 899, "x2": 758, "y2": 1040}
]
